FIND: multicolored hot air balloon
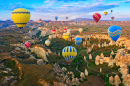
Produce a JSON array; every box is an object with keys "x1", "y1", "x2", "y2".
[
  {"x1": 62, "y1": 46, "x2": 77, "y2": 65},
  {"x1": 52, "y1": 29, "x2": 56, "y2": 34},
  {"x1": 66, "y1": 17, "x2": 68, "y2": 20},
  {"x1": 108, "y1": 25, "x2": 122, "y2": 41},
  {"x1": 45, "y1": 40, "x2": 51, "y2": 47},
  {"x1": 111, "y1": 10, "x2": 113, "y2": 13},
  {"x1": 111, "y1": 17, "x2": 114, "y2": 20},
  {"x1": 64, "y1": 29, "x2": 67, "y2": 33},
  {"x1": 93, "y1": 13, "x2": 101, "y2": 23},
  {"x1": 55, "y1": 16, "x2": 58, "y2": 21},
  {"x1": 49, "y1": 35, "x2": 53, "y2": 40},
  {"x1": 75, "y1": 37, "x2": 82, "y2": 45},
  {"x1": 25, "y1": 42, "x2": 31, "y2": 49},
  {"x1": 79, "y1": 28, "x2": 83, "y2": 33},
  {"x1": 11, "y1": 8, "x2": 31, "y2": 29},
  {"x1": 104, "y1": 11, "x2": 108, "y2": 15},
  {"x1": 63, "y1": 33, "x2": 70, "y2": 40}
]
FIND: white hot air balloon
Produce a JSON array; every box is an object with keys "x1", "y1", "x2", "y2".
[
  {"x1": 45, "y1": 39, "x2": 51, "y2": 47},
  {"x1": 79, "y1": 28, "x2": 83, "y2": 33},
  {"x1": 49, "y1": 35, "x2": 53, "y2": 40}
]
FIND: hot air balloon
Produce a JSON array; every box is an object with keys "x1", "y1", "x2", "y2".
[
  {"x1": 11, "y1": 8, "x2": 31, "y2": 29},
  {"x1": 93, "y1": 13, "x2": 101, "y2": 23},
  {"x1": 55, "y1": 16, "x2": 58, "y2": 21},
  {"x1": 108, "y1": 25, "x2": 122, "y2": 41},
  {"x1": 63, "y1": 33, "x2": 70, "y2": 40},
  {"x1": 62, "y1": 46, "x2": 77, "y2": 65},
  {"x1": 111, "y1": 10, "x2": 113, "y2": 13},
  {"x1": 111, "y1": 17, "x2": 114, "y2": 20},
  {"x1": 64, "y1": 29, "x2": 67, "y2": 33},
  {"x1": 49, "y1": 35, "x2": 53, "y2": 40},
  {"x1": 52, "y1": 29, "x2": 56, "y2": 34},
  {"x1": 75, "y1": 37, "x2": 82, "y2": 45},
  {"x1": 45, "y1": 40, "x2": 51, "y2": 47},
  {"x1": 66, "y1": 31, "x2": 71, "y2": 35},
  {"x1": 104, "y1": 11, "x2": 108, "y2": 15},
  {"x1": 25, "y1": 42, "x2": 31, "y2": 49},
  {"x1": 79, "y1": 28, "x2": 83, "y2": 33},
  {"x1": 66, "y1": 17, "x2": 68, "y2": 20}
]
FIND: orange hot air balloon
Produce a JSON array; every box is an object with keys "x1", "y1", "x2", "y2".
[
  {"x1": 93, "y1": 13, "x2": 101, "y2": 23},
  {"x1": 66, "y1": 17, "x2": 68, "y2": 20},
  {"x1": 25, "y1": 42, "x2": 31, "y2": 49},
  {"x1": 64, "y1": 29, "x2": 67, "y2": 33},
  {"x1": 52, "y1": 29, "x2": 56, "y2": 34}
]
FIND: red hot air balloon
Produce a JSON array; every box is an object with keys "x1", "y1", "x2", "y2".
[
  {"x1": 93, "y1": 13, "x2": 101, "y2": 23},
  {"x1": 52, "y1": 29, "x2": 56, "y2": 34},
  {"x1": 111, "y1": 17, "x2": 114, "y2": 20},
  {"x1": 25, "y1": 42, "x2": 31, "y2": 49},
  {"x1": 64, "y1": 29, "x2": 67, "y2": 33}
]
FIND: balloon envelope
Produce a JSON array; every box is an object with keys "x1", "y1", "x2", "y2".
[
  {"x1": 49, "y1": 35, "x2": 53, "y2": 39},
  {"x1": 75, "y1": 37, "x2": 82, "y2": 45},
  {"x1": 111, "y1": 10, "x2": 113, "y2": 13},
  {"x1": 25, "y1": 42, "x2": 31, "y2": 49},
  {"x1": 63, "y1": 33, "x2": 70, "y2": 40},
  {"x1": 79, "y1": 28, "x2": 83, "y2": 33},
  {"x1": 11, "y1": 8, "x2": 31, "y2": 29},
  {"x1": 108, "y1": 25, "x2": 122, "y2": 41},
  {"x1": 62, "y1": 46, "x2": 77, "y2": 65},
  {"x1": 55, "y1": 16, "x2": 58, "y2": 20},
  {"x1": 111, "y1": 17, "x2": 114, "y2": 20},
  {"x1": 93, "y1": 13, "x2": 101, "y2": 22},
  {"x1": 45, "y1": 40, "x2": 51, "y2": 46},
  {"x1": 104, "y1": 11, "x2": 108, "y2": 15},
  {"x1": 66, "y1": 17, "x2": 68, "y2": 19},
  {"x1": 64, "y1": 29, "x2": 67, "y2": 33},
  {"x1": 52, "y1": 29, "x2": 56, "y2": 33}
]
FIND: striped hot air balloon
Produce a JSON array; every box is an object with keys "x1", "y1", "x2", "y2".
[
  {"x1": 11, "y1": 8, "x2": 31, "y2": 29},
  {"x1": 25, "y1": 42, "x2": 31, "y2": 49},
  {"x1": 66, "y1": 17, "x2": 68, "y2": 20},
  {"x1": 62, "y1": 46, "x2": 77, "y2": 65},
  {"x1": 93, "y1": 13, "x2": 101, "y2": 23},
  {"x1": 108, "y1": 25, "x2": 122, "y2": 41}
]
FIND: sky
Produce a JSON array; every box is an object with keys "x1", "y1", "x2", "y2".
[{"x1": 0, "y1": 0, "x2": 130, "y2": 21}]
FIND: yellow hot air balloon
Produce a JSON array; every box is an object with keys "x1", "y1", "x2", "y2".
[
  {"x1": 49, "y1": 35, "x2": 53, "y2": 40},
  {"x1": 11, "y1": 8, "x2": 31, "y2": 29},
  {"x1": 79, "y1": 28, "x2": 83, "y2": 33},
  {"x1": 62, "y1": 46, "x2": 77, "y2": 65},
  {"x1": 45, "y1": 40, "x2": 51, "y2": 47},
  {"x1": 63, "y1": 33, "x2": 70, "y2": 40},
  {"x1": 104, "y1": 11, "x2": 108, "y2": 15}
]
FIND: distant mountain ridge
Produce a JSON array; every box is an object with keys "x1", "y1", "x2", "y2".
[{"x1": 69, "y1": 18, "x2": 108, "y2": 21}]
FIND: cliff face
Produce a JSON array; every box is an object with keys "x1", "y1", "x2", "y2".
[{"x1": 30, "y1": 45, "x2": 50, "y2": 62}]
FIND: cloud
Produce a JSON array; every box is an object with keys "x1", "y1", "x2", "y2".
[
  {"x1": 0, "y1": 2, "x2": 34, "y2": 11},
  {"x1": 44, "y1": 0, "x2": 87, "y2": 3}
]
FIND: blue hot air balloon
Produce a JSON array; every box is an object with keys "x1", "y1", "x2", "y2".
[
  {"x1": 75, "y1": 37, "x2": 82, "y2": 45},
  {"x1": 55, "y1": 16, "x2": 58, "y2": 20},
  {"x1": 111, "y1": 10, "x2": 113, "y2": 13},
  {"x1": 108, "y1": 25, "x2": 122, "y2": 41}
]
